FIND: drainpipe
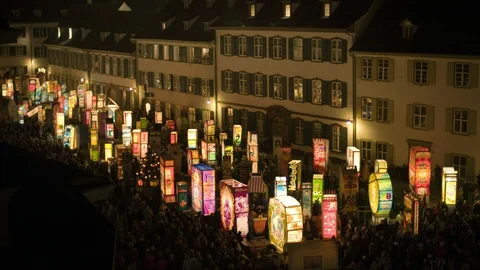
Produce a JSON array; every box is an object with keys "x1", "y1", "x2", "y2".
[
  {"x1": 346, "y1": 30, "x2": 356, "y2": 144},
  {"x1": 212, "y1": 41, "x2": 218, "y2": 125},
  {"x1": 30, "y1": 24, "x2": 34, "y2": 74}
]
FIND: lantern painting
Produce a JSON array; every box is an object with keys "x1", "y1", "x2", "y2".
[
  {"x1": 91, "y1": 110, "x2": 98, "y2": 129},
  {"x1": 409, "y1": 146, "x2": 431, "y2": 196},
  {"x1": 84, "y1": 109, "x2": 91, "y2": 126},
  {"x1": 86, "y1": 90, "x2": 93, "y2": 109},
  {"x1": 224, "y1": 145, "x2": 233, "y2": 164},
  {"x1": 123, "y1": 111, "x2": 133, "y2": 129},
  {"x1": 63, "y1": 125, "x2": 77, "y2": 149},
  {"x1": 160, "y1": 156, "x2": 175, "y2": 203},
  {"x1": 301, "y1": 183, "x2": 312, "y2": 219},
  {"x1": 132, "y1": 129, "x2": 141, "y2": 157},
  {"x1": 207, "y1": 142, "x2": 216, "y2": 164},
  {"x1": 204, "y1": 120, "x2": 215, "y2": 143},
  {"x1": 104, "y1": 143, "x2": 113, "y2": 160},
  {"x1": 140, "y1": 131, "x2": 148, "y2": 158},
  {"x1": 191, "y1": 164, "x2": 215, "y2": 216},
  {"x1": 90, "y1": 129, "x2": 98, "y2": 146},
  {"x1": 187, "y1": 149, "x2": 200, "y2": 176},
  {"x1": 322, "y1": 194, "x2": 338, "y2": 240},
  {"x1": 106, "y1": 119, "x2": 114, "y2": 140},
  {"x1": 313, "y1": 138, "x2": 329, "y2": 174},
  {"x1": 187, "y1": 129, "x2": 197, "y2": 149},
  {"x1": 341, "y1": 168, "x2": 359, "y2": 212},
  {"x1": 268, "y1": 196, "x2": 303, "y2": 254},
  {"x1": 346, "y1": 146, "x2": 361, "y2": 173},
  {"x1": 312, "y1": 174, "x2": 324, "y2": 203},
  {"x1": 90, "y1": 145, "x2": 99, "y2": 161},
  {"x1": 369, "y1": 159, "x2": 393, "y2": 218},
  {"x1": 122, "y1": 125, "x2": 131, "y2": 146},
  {"x1": 177, "y1": 181, "x2": 189, "y2": 211},
  {"x1": 404, "y1": 191, "x2": 420, "y2": 235},
  {"x1": 201, "y1": 140, "x2": 207, "y2": 162},
  {"x1": 170, "y1": 131, "x2": 178, "y2": 144},
  {"x1": 288, "y1": 160, "x2": 302, "y2": 191},
  {"x1": 155, "y1": 111, "x2": 163, "y2": 124},
  {"x1": 233, "y1": 125, "x2": 242, "y2": 147},
  {"x1": 220, "y1": 179, "x2": 249, "y2": 237},
  {"x1": 442, "y1": 167, "x2": 458, "y2": 206},
  {"x1": 275, "y1": 176, "x2": 287, "y2": 197},
  {"x1": 56, "y1": 112, "x2": 65, "y2": 140}
]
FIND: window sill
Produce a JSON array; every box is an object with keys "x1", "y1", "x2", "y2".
[
  {"x1": 272, "y1": 57, "x2": 282, "y2": 60},
  {"x1": 331, "y1": 60, "x2": 343, "y2": 64},
  {"x1": 311, "y1": 102, "x2": 323, "y2": 106},
  {"x1": 254, "y1": 94, "x2": 264, "y2": 97},
  {"x1": 293, "y1": 99, "x2": 304, "y2": 103},
  {"x1": 273, "y1": 96, "x2": 283, "y2": 100},
  {"x1": 312, "y1": 59, "x2": 323, "y2": 63},
  {"x1": 361, "y1": 117, "x2": 373, "y2": 121},
  {"x1": 253, "y1": 55, "x2": 264, "y2": 59},
  {"x1": 454, "y1": 85, "x2": 470, "y2": 89},
  {"x1": 361, "y1": 77, "x2": 374, "y2": 81},
  {"x1": 292, "y1": 58, "x2": 303, "y2": 61},
  {"x1": 452, "y1": 131, "x2": 469, "y2": 136},
  {"x1": 412, "y1": 126, "x2": 427, "y2": 130},
  {"x1": 238, "y1": 54, "x2": 247, "y2": 58},
  {"x1": 239, "y1": 92, "x2": 249, "y2": 95}
]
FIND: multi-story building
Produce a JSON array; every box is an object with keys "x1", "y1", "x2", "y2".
[
  {"x1": 212, "y1": 0, "x2": 379, "y2": 164},
  {"x1": 351, "y1": 1, "x2": 480, "y2": 183},
  {"x1": 135, "y1": 0, "x2": 219, "y2": 127}
]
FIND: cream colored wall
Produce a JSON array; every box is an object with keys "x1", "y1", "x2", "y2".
[
  {"x1": 90, "y1": 73, "x2": 136, "y2": 89},
  {"x1": 355, "y1": 53, "x2": 480, "y2": 177}
]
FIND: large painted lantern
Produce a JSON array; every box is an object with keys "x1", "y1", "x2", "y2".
[
  {"x1": 313, "y1": 138, "x2": 329, "y2": 174},
  {"x1": 288, "y1": 160, "x2": 302, "y2": 191},
  {"x1": 233, "y1": 124, "x2": 242, "y2": 147},
  {"x1": 176, "y1": 181, "x2": 189, "y2": 211},
  {"x1": 191, "y1": 164, "x2": 216, "y2": 216},
  {"x1": 322, "y1": 194, "x2": 338, "y2": 239},
  {"x1": 312, "y1": 174, "x2": 324, "y2": 203},
  {"x1": 404, "y1": 190, "x2": 421, "y2": 235},
  {"x1": 187, "y1": 149, "x2": 200, "y2": 175},
  {"x1": 368, "y1": 159, "x2": 393, "y2": 218},
  {"x1": 409, "y1": 146, "x2": 431, "y2": 196},
  {"x1": 220, "y1": 179, "x2": 249, "y2": 237},
  {"x1": 160, "y1": 155, "x2": 175, "y2": 203},
  {"x1": 341, "y1": 168, "x2": 359, "y2": 212},
  {"x1": 132, "y1": 129, "x2": 141, "y2": 158},
  {"x1": 187, "y1": 129, "x2": 197, "y2": 149},
  {"x1": 346, "y1": 146, "x2": 361, "y2": 173},
  {"x1": 442, "y1": 167, "x2": 458, "y2": 207},
  {"x1": 301, "y1": 183, "x2": 312, "y2": 219},
  {"x1": 268, "y1": 196, "x2": 303, "y2": 253}
]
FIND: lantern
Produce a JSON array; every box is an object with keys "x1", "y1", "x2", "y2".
[{"x1": 170, "y1": 131, "x2": 178, "y2": 144}]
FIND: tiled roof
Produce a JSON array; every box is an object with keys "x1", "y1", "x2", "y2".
[
  {"x1": 350, "y1": 0, "x2": 480, "y2": 56},
  {"x1": 212, "y1": 0, "x2": 373, "y2": 30}
]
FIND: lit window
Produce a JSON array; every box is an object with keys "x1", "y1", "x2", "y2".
[
  {"x1": 256, "y1": 112, "x2": 264, "y2": 136},
  {"x1": 331, "y1": 82, "x2": 342, "y2": 107},
  {"x1": 161, "y1": 22, "x2": 166, "y2": 30},
  {"x1": 227, "y1": 107, "x2": 234, "y2": 129},
  {"x1": 163, "y1": 74, "x2": 171, "y2": 90},
  {"x1": 284, "y1": 4, "x2": 291, "y2": 18},
  {"x1": 293, "y1": 38, "x2": 303, "y2": 60},
  {"x1": 312, "y1": 80, "x2": 322, "y2": 104},
  {"x1": 452, "y1": 154, "x2": 467, "y2": 180},
  {"x1": 324, "y1": 3, "x2": 331, "y2": 17},
  {"x1": 313, "y1": 122, "x2": 322, "y2": 138},
  {"x1": 249, "y1": 4, "x2": 255, "y2": 17},
  {"x1": 172, "y1": 75, "x2": 180, "y2": 91},
  {"x1": 239, "y1": 72, "x2": 248, "y2": 94},
  {"x1": 188, "y1": 107, "x2": 196, "y2": 123},
  {"x1": 57, "y1": 27, "x2": 61, "y2": 38},
  {"x1": 273, "y1": 76, "x2": 283, "y2": 99},
  {"x1": 294, "y1": 119, "x2": 304, "y2": 144},
  {"x1": 187, "y1": 77, "x2": 195, "y2": 94},
  {"x1": 361, "y1": 58, "x2": 373, "y2": 79},
  {"x1": 332, "y1": 125, "x2": 340, "y2": 151},
  {"x1": 403, "y1": 25, "x2": 413, "y2": 39},
  {"x1": 361, "y1": 98, "x2": 372, "y2": 120},
  {"x1": 163, "y1": 45, "x2": 169, "y2": 60},
  {"x1": 414, "y1": 61, "x2": 428, "y2": 84},
  {"x1": 202, "y1": 48, "x2": 210, "y2": 64},
  {"x1": 241, "y1": 109, "x2": 248, "y2": 131},
  {"x1": 453, "y1": 109, "x2": 468, "y2": 134},
  {"x1": 413, "y1": 104, "x2": 427, "y2": 129},
  {"x1": 293, "y1": 78, "x2": 303, "y2": 102},
  {"x1": 455, "y1": 63, "x2": 470, "y2": 87},
  {"x1": 68, "y1": 28, "x2": 72, "y2": 39},
  {"x1": 201, "y1": 79, "x2": 209, "y2": 97}
]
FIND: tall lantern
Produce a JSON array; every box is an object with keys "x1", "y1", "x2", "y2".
[
  {"x1": 442, "y1": 167, "x2": 458, "y2": 208},
  {"x1": 369, "y1": 159, "x2": 393, "y2": 219}
]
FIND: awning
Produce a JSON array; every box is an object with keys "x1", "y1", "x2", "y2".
[{"x1": 248, "y1": 175, "x2": 267, "y2": 193}]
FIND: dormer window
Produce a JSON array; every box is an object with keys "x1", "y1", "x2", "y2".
[
  {"x1": 183, "y1": 22, "x2": 188, "y2": 31},
  {"x1": 249, "y1": 4, "x2": 255, "y2": 17},
  {"x1": 324, "y1": 3, "x2": 331, "y2": 18},
  {"x1": 57, "y1": 27, "x2": 61, "y2": 38},
  {"x1": 33, "y1": 9, "x2": 42, "y2": 17},
  {"x1": 284, "y1": 4, "x2": 291, "y2": 18},
  {"x1": 68, "y1": 28, "x2": 72, "y2": 39},
  {"x1": 114, "y1": 33, "x2": 121, "y2": 43},
  {"x1": 100, "y1": 32, "x2": 107, "y2": 41},
  {"x1": 161, "y1": 22, "x2": 166, "y2": 30},
  {"x1": 227, "y1": 0, "x2": 235, "y2": 8},
  {"x1": 183, "y1": 0, "x2": 193, "y2": 9},
  {"x1": 61, "y1": 9, "x2": 67, "y2": 16},
  {"x1": 403, "y1": 25, "x2": 413, "y2": 39},
  {"x1": 12, "y1": 9, "x2": 20, "y2": 17}
]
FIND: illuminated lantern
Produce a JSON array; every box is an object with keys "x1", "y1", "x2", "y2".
[
  {"x1": 409, "y1": 146, "x2": 431, "y2": 196},
  {"x1": 104, "y1": 143, "x2": 113, "y2": 160},
  {"x1": 97, "y1": 93, "x2": 105, "y2": 109},
  {"x1": 176, "y1": 181, "x2": 189, "y2": 211},
  {"x1": 160, "y1": 156, "x2": 176, "y2": 203},
  {"x1": 275, "y1": 176, "x2": 287, "y2": 197},
  {"x1": 140, "y1": 131, "x2": 148, "y2": 158},
  {"x1": 312, "y1": 174, "x2": 324, "y2": 203},
  {"x1": 301, "y1": 183, "x2": 312, "y2": 219},
  {"x1": 369, "y1": 159, "x2": 393, "y2": 218},
  {"x1": 346, "y1": 146, "x2": 361, "y2": 173},
  {"x1": 85, "y1": 90, "x2": 93, "y2": 109},
  {"x1": 201, "y1": 140, "x2": 207, "y2": 161},
  {"x1": 170, "y1": 131, "x2": 178, "y2": 144},
  {"x1": 220, "y1": 179, "x2": 249, "y2": 237},
  {"x1": 187, "y1": 149, "x2": 200, "y2": 175},
  {"x1": 106, "y1": 119, "x2": 114, "y2": 140},
  {"x1": 204, "y1": 120, "x2": 215, "y2": 143},
  {"x1": 191, "y1": 164, "x2": 216, "y2": 216},
  {"x1": 122, "y1": 125, "x2": 131, "y2": 146},
  {"x1": 155, "y1": 111, "x2": 163, "y2": 124},
  {"x1": 341, "y1": 168, "x2": 359, "y2": 212},
  {"x1": 132, "y1": 129, "x2": 141, "y2": 157},
  {"x1": 313, "y1": 138, "x2": 329, "y2": 174},
  {"x1": 137, "y1": 179, "x2": 144, "y2": 187},
  {"x1": 91, "y1": 110, "x2": 98, "y2": 129},
  {"x1": 322, "y1": 194, "x2": 338, "y2": 239},
  {"x1": 442, "y1": 167, "x2": 458, "y2": 207},
  {"x1": 187, "y1": 129, "x2": 197, "y2": 149},
  {"x1": 206, "y1": 142, "x2": 216, "y2": 165},
  {"x1": 268, "y1": 196, "x2": 303, "y2": 253},
  {"x1": 77, "y1": 84, "x2": 85, "y2": 108},
  {"x1": 123, "y1": 111, "x2": 133, "y2": 129},
  {"x1": 56, "y1": 112, "x2": 65, "y2": 140},
  {"x1": 233, "y1": 125, "x2": 242, "y2": 147},
  {"x1": 90, "y1": 129, "x2": 98, "y2": 146},
  {"x1": 288, "y1": 160, "x2": 302, "y2": 191},
  {"x1": 63, "y1": 125, "x2": 77, "y2": 149},
  {"x1": 92, "y1": 95, "x2": 97, "y2": 109},
  {"x1": 404, "y1": 191, "x2": 420, "y2": 235},
  {"x1": 90, "y1": 145, "x2": 99, "y2": 161}
]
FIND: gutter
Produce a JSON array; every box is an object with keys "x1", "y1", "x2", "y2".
[{"x1": 212, "y1": 40, "x2": 218, "y2": 124}]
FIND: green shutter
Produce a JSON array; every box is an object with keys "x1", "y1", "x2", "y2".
[
  {"x1": 447, "y1": 62, "x2": 454, "y2": 86},
  {"x1": 387, "y1": 59, "x2": 395, "y2": 82},
  {"x1": 303, "y1": 121, "x2": 313, "y2": 147},
  {"x1": 179, "y1": 46, "x2": 187, "y2": 62},
  {"x1": 232, "y1": 72, "x2": 239, "y2": 93},
  {"x1": 159, "y1": 45, "x2": 164, "y2": 60},
  {"x1": 428, "y1": 61, "x2": 436, "y2": 85},
  {"x1": 194, "y1": 47, "x2": 201, "y2": 63},
  {"x1": 269, "y1": 75, "x2": 274, "y2": 98},
  {"x1": 168, "y1": 46, "x2": 173, "y2": 60},
  {"x1": 289, "y1": 118, "x2": 295, "y2": 144},
  {"x1": 263, "y1": 74, "x2": 267, "y2": 97},
  {"x1": 282, "y1": 76, "x2": 287, "y2": 100},
  {"x1": 445, "y1": 108, "x2": 453, "y2": 132},
  {"x1": 288, "y1": 77, "x2": 294, "y2": 101},
  {"x1": 288, "y1": 38, "x2": 293, "y2": 60},
  {"x1": 427, "y1": 106, "x2": 435, "y2": 130},
  {"x1": 180, "y1": 76, "x2": 187, "y2": 93},
  {"x1": 195, "y1": 78, "x2": 201, "y2": 95},
  {"x1": 117, "y1": 58, "x2": 121, "y2": 75},
  {"x1": 123, "y1": 58, "x2": 128, "y2": 78},
  {"x1": 282, "y1": 38, "x2": 287, "y2": 60},
  {"x1": 220, "y1": 36, "x2": 225, "y2": 55},
  {"x1": 195, "y1": 108, "x2": 202, "y2": 122},
  {"x1": 262, "y1": 37, "x2": 267, "y2": 58},
  {"x1": 471, "y1": 64, "x2": 479, "y2": 88},
  {"x1": 221, "y1": 107, "x2": 226, "y2": 129},
  {"x1": 101, "y1": 55, "x2": 106, "y2": 73},
  {"x1": 233, "y1": 109, "x2": 240, "y2": 124},
  {"x1": 323, "y1": 39, "x2": 331, "y2": 62},
  {"x1": 209, "y1": 80, "x2": 214, "y2": 97},
  {"x1": 209, "y1": 49, "x2": 213, "y2": 64},
  {"x1": 387, "y1": 100, "x2": 394, "y2": 123},
  {"x1": 444, "y1": 153, "x2": 452, "y2": 167},
  {"x1": 304, "y1": 38, "x2": 311, "y2": 61},
  {"x1": 341, "y1": 39, "x2": 347, "y2": 63},
  {"x1": 268, "y1": 37, "x2": 273, "y2": 58},
  {"x1": 342, "y1": 82, "x2": 347, "y2": 108},
  {"x1": 406, "y1": 104, "x2": 413, "y2": 128},
  {"x1": 469, "y1": 110, "x2": 477, "y2": 135},
  {"x1": 232, "y1": 36, "x2": 238, "y2": 55},
  {"x1": 323, "y1": 81, "x2": 331, "y2": 106},
  {"x1": 467, "y1": 156, "x2": 476, "y2": 182},
  {"x1": 387, "y1": 144, "x2": 394, "y2": 165},
  {"x1": 221, "y1": 71, "x2": 225, "y2": 92},
  {"x1": 249, "y1": 73, "x2": 255, "y2": 95},
  {"x1": 323, "y1": 124, "x2": 332, "y2": 144},
  {"x1": 247, "y1": 37, "x2": 254, "y2": 57},
  {"x1": 248, "y1": 111, "x2": 256, "y2": 131},
  {"x1": 305, "y1": 79, "x2": 312, "y2": 102},
  {"x1": 147, "y1": 72, "x2": 154, "y2": 87},
  {"x1": 340, "y1": 126, "x2": 348, "y2": 152}
]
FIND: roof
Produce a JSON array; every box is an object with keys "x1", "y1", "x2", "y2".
[
  {"x1": 0, "y1": 29, "x2": 21, "y2": 45},
  {"x1": 212, "y1": 0, "x2": 373, "y2": 30},
  {"x1": 350, "y1": 0, "x2": 480, "y2": 56}
]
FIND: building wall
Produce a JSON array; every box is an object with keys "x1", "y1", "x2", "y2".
[{"x1": 355, "y1": 53, "x2": 480, "y2": 182}]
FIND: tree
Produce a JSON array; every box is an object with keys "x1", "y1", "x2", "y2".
[{"x1": 137, "y1": 146, "x2": 160, "y2": 187}]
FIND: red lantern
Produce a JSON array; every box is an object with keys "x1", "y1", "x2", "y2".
[
  {"x1": 137, "y1": 179, "x2": 144, "y2": 186},
  {"x1": 170, "y1": 131, "x2": 178, "y2": 144}
]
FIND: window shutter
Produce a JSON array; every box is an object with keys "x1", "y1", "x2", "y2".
[
  {"x1": 194, "y1": 48, "x2": 201, "y2": 63},
  {"x1": 387, "y1": 144, "x2": 394, "y2": 165},
  {"x1": 428, "y1": 61, "x2": 436, "y2": 85},
  {"x1": 303, "y1": 38, "x2": 311, "y2": 61},
  {"x1": 248, "y1": 111, "x2": 256, "y2": 131},
  {"x1": 444, "y1": 153, "x2": 452, "y2": 167},
  {"x1": 232, "y1": 36, "x2": 238, "y2": 55},
  {"x1": 471, "y1": 64, "x2": 479, "y2": 88},
  {"x1": 282, "y1": 38, "x2": 287, "y2": 60},
  {"x1": 426, "y1": 106, "x2": 435, "y2": 130},
  {"x1": 168, "y1": 46, "x2": 173, "y2": 60},
  {"x1": 147, "y1": 72, "x2": 154, "y2": 87},
  {"x1": 220, "y1": 36, "x2": 225, "y2": 55},
  {"x1": 247, "y1": 37, "x2": 254, "y2": 57},
  {"x1": 263, "y1": 74, "x2": 267, "y2": 97},
  {"x1": 233, "y1": 109, "x2": 240, "y2": 124},
  {"x1": 323, "y1": 39, "x2": 331, "y2": 62},
  {"x1": 249, "y1": 73, "x2": 255, "y2": 95},
  {"x1": 282, "y1": 76, "x2": 287, "y2": 100},
  {"x1": 356, "y1": 97, "x2": 362, "y2": 121},
  {"x1": 446, "y1": 62, "x2": 454, "y2": 86},
  {"x1": 387, "y1": 100, "x2": 394, "y2": 123},
  {"x1": 232, "y1": 72, "x2": 239, "y2": 93},
  {"x1": 159, "y1": 45, "x2": 164, "y2": 60},
  {"x1": 340, "y1": 126, "x2": 348, "y2": 152},
  {"x1": 195, "y1": 78, "x2": 201, "y2": 95},
  {"x1": 221, "y1": 71, "x2": 225, "y2": 92},
  {"x1": 180, "y1": 76, "x2": 187, "y2": 93},
  {"x1": 467, "y1": 156, "x2": 476, "y2": 182},
  {"x1": 262, "y1": 37, "x2": 267, "y2": 58},
  {"x1": 289, "y1": 118, "x2": 295, "y2": 144},
  {"x1": 305, "y1": 79, "x2": 312, "y2": 102},
  {"x1": 371, "y1": 98, "x2": 377, "y2": 121},
  {"x1": 371, "y1": 141, "x2": 376, "y2": 161},
  {"x1": 268, "y1": 37, "x2": 273, "y2": 58},
  {"x1": 181, "y1": 106, "x2": 188, "y2": 118},
  {"x1": 341, "y1": 39, "x2": 347, "y2": 63},
  {"x1": 101, "y1": 55, "x2": 106, "y2": 73},
  {"x1": 303, "y1": 121, "x2": 312, "y2": 147},
  {"x1": 221, "y1": 107, "x2": 226, "y2": 130},
  {"x1": 208, "y1": 49, "x2": 213, "y2": 64},
  {"x1": 323, "y1": 124, "x2": 332, "y2": 148},
  {"x1": 323, "y1": 81, "x2": 331, "y2": 106},
  {"x1": 406, "y1": 104, "x2": 413, "y2": 128},
  {"x1": 179, "y1": 46, "x2": 187, "y2": 62},
  {"x1": 445, "y1": 108, "x2": 453, "y2": 132},
  {"x1": 123, "y1": 58, "x2": 128, "y2": 78},
  {"x1": 288, "y1": 77, "x2": 294, "y2": 101},
  {"x1": 209, "y1": 80, "x2": 214, "y2": 97},
  {"x1": 341, "y1": 82, "x2": 347, "y2": 108},
  {"x1": 288, "y1": 38, "x2": 293, "y2": 60},
  {"x1": 468, "y1": 110, "x2": 477, "y2": 135},
  {"x1": 269, "y1": 75, "x2": 274, "y2": 98},
  {"x1": 407, "y1": 60, "x2": 413, "y2": 83},
  {"x1": 9, "y1": 47, "x2": 15, "y2": 56}
]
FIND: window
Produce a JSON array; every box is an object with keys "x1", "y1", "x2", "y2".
[
  {"x1": 68, "y1": 28, "x2": 72, "y2": 39},
  {"x1": 414, "y1": 61, "x2": 428, "y2": 84},
  {"x1": 249, "y1": 4, "x2": 255, "y2": 17},
  {"x1": 163, "y1": 45, "x2": 169, "y2": 60},
  {"x1": 238, "y1": 36, "x2": 247, "y2": 56},
  {"x1": 331, "y1": 39, "x2": 342, "y2": 63},
  {"x1": 15, "y1": 46, "x2": 26, "y2": 56},
  {"x1": 202, "y1": 48, "x2": 210, "y2": 64},
  {"x1": 403, "y1": 25, "x2": 413, "y2": 39},
  {"x1": 452, "y1": 154, "x2": 467, "y2": 180},
  {"x1": 332, "y1": 125, "x2": 340, "y2": 151},
  {"x1": 312, "y1": 80, "x2": 322, "y2": 104},
  {"x1": 256, "y1": 113, "x2": 264, "y2": 136},
  {"x1": 284, "y1": 4, "x2": 291, "y2": 17},
  {"x1": 128, "y1": 59, "x2": 134, "y2": 79},
  {"x1": 361, "y1": 140, "x2": 372, "y2": 160},
  {"x1": 161, "y1": 22, "x2": 166, "y2": 30},
  {"x1": 313, "y1": 122, "x2": 323, "y2": 138},
  {"x1": 173, "y1": 46, "x2": 179, "y2": 61},
  {"x1": 361, "y1": 98, "x2": 372, "y2": 120},
  {"x1": 105, "y1": 57, "x2": 110, "y2": 75},
  {"x1": 312, "y1": 38, "x2": 322, "y2": 61},
  {"x1": 34, "y1": 47, "x2": 46, "y2": 58},
  {"x1": 112, "y1": 57, "x2": 117, "y2": 76},
  {"x1": 361, "y1": 58, "x2": 373, "y2": 79},
  {"x1": 165, "y1": 103, "x2": 172, "y2": 119},
  {"x1": 273, "y1": 76, "x2": 283, "y2": 99},
  {"x1": 273, "y1": 37, "x2": 282, "y2": 59},
  {"x1": 293, "y1": 38, "x2": 303, "y2": 60},
  {"x1": 188, "y1": 107, "x2": 196, "y2": 123},
  {"x1": 224, "y1": 71, "x2": 233, "y2": 92},
  {"x1": 118, "y1": 58, "x2": 124, "y2": 77},
  {"x1": 174, "y1": 105, "x2": 181, "y2": 120},
  {"x1": 224, "y1": 36, "x2": 232, "y2": 55},
  {"x1": 324, "y1": 3, "x2": 331, "y2": 17},
  {"x1": 33, "y1": 27, "x2": 47, "y2": 38},
  {"x1": 239, "y1": 72, "x2": 248, "y2": 94},
  {"x1": 254, "y1": 37, "x2": 263, "y2": 57},
  {"x1": 293, "y1": 78, "x2": 303, "y2": 102},
  {"x1": 413, "y1": 104, "x2": 427, "y2": 129},
  {"x1": 187, "y1": 47, "x2": 194, "y2": 63},
  {"x1": 453, "y1": 109, "x2": 468, "y2": 134},
  {"x1": 1, "y1": 47, "x2": 8, "y2": 56},
  {"x1": 153, "y1": 73, "x2": 161, "y2": 88},
  {"x1": 254, "y1": 74, "x2": 263, "y2": 96},
  {"x1": 241, "y1": 110, "x2": 248, "y2": 131},
  {"x1": 201, "y1": 79, "x2": 209, "y2": 97},
  {"x1": 455, "y1": 63, "x2": 470, "y2": 87},
  {"x1": 172, "y1": 75, "x2": 180, "y2": 91},
  {"x1": 331, "y1": 82, "x2": 342, "y2": 107},
  {"x1": 187, "y1": 77, "x2": 195, "y2": 93},
  {"x1": 294, "y1": 119, "x2": 304, "y2": 144},
  {"x1": 227, "y1": 107, "x2": 234, "y2": 129},
  {"x1": 377, "y1": 99, "x2": 388, "y2": 122},
  {"x1": 378, "y1": 59, "x2": 389, "y2": 81},
  {"x1": 163, "y1": 74, "x2": 171, "y2": 90},
  {"x1": 377, "y1": 142, "x2": 387, "y2": 160}
]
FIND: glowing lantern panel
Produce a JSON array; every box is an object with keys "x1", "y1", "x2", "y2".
[
  {"x1": 268, "y1": 196, "x2": 303, "y2": 254},
  {"x1": 220, "y1": 179, "x2": 249, "y2": 237},
  {"x1": 191, "y1": 164, "x2": 216, "y2": 216},
  {"x1": 322, "y1": 194, "x2": 337, "y2": 239},
  {"x1": 160, "y1": 156, "x2": 175, "y2": 203}
]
